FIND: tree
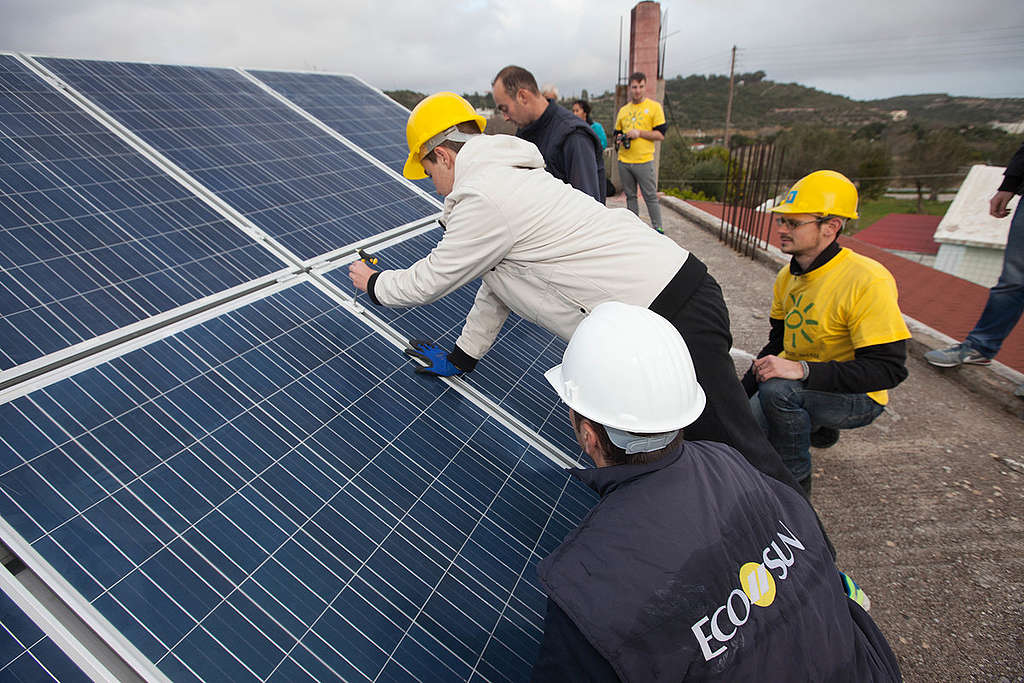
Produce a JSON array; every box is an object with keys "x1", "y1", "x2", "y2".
[{"x1": 900, "y1": 128, "x2": 970, "y2": 211}]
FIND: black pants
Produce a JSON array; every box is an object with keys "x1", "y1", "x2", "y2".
[
  {"x1": 649, "y1": 257, "x2": 808, "y2": 493},
  {"x1": 651, "y1": 259, "x2": 836, "y2": 556}
]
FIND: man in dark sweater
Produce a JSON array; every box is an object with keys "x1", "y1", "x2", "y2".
[
  {"x1": 535, "y1": 301, "x2": 901, "y2": 681},
  {"x1": 491, "y1": 65, "x2": 606, "y2": 202},
  {"x1": 925, "y1": 141, "x2": 1024, "y2": 399},
  {"x1": 742, "y1": 170, "x2": 910, "y2": 493}
]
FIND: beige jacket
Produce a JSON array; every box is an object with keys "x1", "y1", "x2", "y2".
[{"x1": 373, "y1": 134, "x2": 689, "y2": 359}]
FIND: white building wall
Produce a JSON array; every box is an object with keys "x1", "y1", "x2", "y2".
[{"x1": 934, "y1": 243, "x2": 1004, "y2": 287}]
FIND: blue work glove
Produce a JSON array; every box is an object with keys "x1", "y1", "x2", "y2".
[{"x1": 404, "y1": 339, "x2": 463, "y2": 377}]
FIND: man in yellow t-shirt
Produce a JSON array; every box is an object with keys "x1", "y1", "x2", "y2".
[
  {"x1": 741, "y1": 171, "x2": 911, "y2": 494},
  {"x1": 614, "y1": 72, "x2": 666, "y2": 232}
]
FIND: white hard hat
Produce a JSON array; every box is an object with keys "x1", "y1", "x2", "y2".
[{"x1": 545, "y1": 301, "x2": 706, "y2": 436}]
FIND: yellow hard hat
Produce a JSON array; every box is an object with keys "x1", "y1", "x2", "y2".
[
  {"x1": 403, "y1": 92, "x2": 486, "y2": 179},
  {"x1": 772, "y1": 170, "x2": 859, "y2": 219}
]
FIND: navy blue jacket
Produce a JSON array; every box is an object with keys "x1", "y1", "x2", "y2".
[
  {"x1": 998, "y1": 141, "x2": 1024, "y2": 193},
  {"x1": 517, "y1": 101, "x2": 606, "y2": 202},
  {"x1": 533, "y1": 441, "x2": 901, "y2": 682}
]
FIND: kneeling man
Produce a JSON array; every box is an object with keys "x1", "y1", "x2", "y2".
[
  {"x1": 743, "y1": 170, "x2": 910, "y2": 493},
  {"x1": 535, "y1": 302, "x2": 901, "y2": 681}
]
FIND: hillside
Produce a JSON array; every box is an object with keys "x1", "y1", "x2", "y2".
[{"x1": 387, "y1": 73, "x2": 1024, "y2": 135}]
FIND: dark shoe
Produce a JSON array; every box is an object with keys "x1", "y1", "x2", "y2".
[
  {"x1": 810, "y1": 426, "x2": 840, "y2": 449},
  {"x1": 798, "y1": 475, "x2": 812, "y2": 496}
]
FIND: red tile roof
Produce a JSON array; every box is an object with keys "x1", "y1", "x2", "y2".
[
  {"x1": 686, "y1": 201, "x2": 1024, "y2": 373},
  {"x1": 854, "y1": 214, "x2": 941, "y2": 254}
]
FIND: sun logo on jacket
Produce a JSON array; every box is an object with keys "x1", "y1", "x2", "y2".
[{"x1": 785, "y1": 293, "x2": 818, "y2": 347}]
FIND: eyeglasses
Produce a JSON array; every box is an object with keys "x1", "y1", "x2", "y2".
[{"x1": 774, "y1": 216, "x2": 824, "y2": 230}]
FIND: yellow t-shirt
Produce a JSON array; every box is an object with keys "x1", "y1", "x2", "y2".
[
  {"x1": 615, "y1": 98, "x2": 665, "y2": 164},
  {"x1": 770, "y1": 248, "x2": 910, "y2": 405}
]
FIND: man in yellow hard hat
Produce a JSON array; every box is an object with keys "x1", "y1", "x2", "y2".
[
  {"x1": 742, "y1": 170, "x2": 911, "y2": 494},
  {"x1": 348, "y1": 91, "x2": 814, "y2": 509}
]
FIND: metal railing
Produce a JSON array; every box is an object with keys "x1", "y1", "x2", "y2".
[{"x1": 720, "y1": 143, "x2": 787, "y2": 258}]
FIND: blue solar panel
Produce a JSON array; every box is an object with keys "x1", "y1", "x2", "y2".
[
  {"x1": 0, "y1": 54, "x2": 285, "y2": 371},
  {"x1": 246, "y1": 70, "x2": 429, "y2": 188},
  {"x1": 0, "y1": 587, "x2": 91, "y2": 682},
  {"x1": 37, "y1": 57, "x2": 439, "y2": 261},
  {"x1": 322, "y1": 230, "x2": 585, "y2": 461},
  {"x1": 0, "y1": 280, "x2": 596, "y2": 681}
]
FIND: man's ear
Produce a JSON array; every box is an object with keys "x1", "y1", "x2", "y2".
[
  {"x1": 577, "y1": 418, "x2": 606, "y2": 464},
  {"x1": 435, "y1": 145, "x2": 456, "y2": 169},
  {"x1": 516, "y1": 88, "x2": 530, "y2": 105},
  {"x1": 822, "y1": 217, "x2": 843, "y2": 239}
]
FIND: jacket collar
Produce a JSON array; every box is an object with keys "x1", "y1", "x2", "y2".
[
  {"x1": 789, "y1": 239, "x2": 841, "y2": 276},
  {"x1": 571, "y1": 444, "x2": 686, "y2": 497},
  {"x1": 518, "y1": 100, "x2": 557, "y2": 138}
]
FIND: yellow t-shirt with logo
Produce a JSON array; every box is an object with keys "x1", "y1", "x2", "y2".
[
  {"x1": 615, "y1": 98, "x2": 665, "y2": 164},
  {"x1": 770, "y1": 248, "x2": 910, "y2": 405}
]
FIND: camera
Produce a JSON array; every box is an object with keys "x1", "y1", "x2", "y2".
[{"x1": 618, "y1": 133, "x2": 631, "y2": 150}]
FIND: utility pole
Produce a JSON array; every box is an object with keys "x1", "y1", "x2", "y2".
[{"x1": 724, "y1": 45, "x2": 736, "y2": 150}]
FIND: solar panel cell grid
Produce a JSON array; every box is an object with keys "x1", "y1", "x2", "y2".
[
  {"x1": 323, "y1": 229, "x2": 586, "y2": 461},
  {"x1": 38, "y1": 57, "x2": 438, "y2": 261},
  {"x1": 245, "y1": 70, "x2": 420, "y2": 183},
  {"x1": 0, "y1": 281, "x2": 595, "y2": 681},
  {"x1": 0, "y1": 54, "x2": 285, "y2": 371}
]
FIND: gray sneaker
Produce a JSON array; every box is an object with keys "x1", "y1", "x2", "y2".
[{"x1": 924, "y1": 343, "x2": 992, "y2": 368}]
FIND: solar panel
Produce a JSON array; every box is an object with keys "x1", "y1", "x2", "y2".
[
  {"x1": 0, "y1": 279, "x2": 596, "y2": 681},
  {"x1": 0, "y1": 585, "x2": 92, "y2": 682},
  {"x1": 321, "y1": 230, "x2": 585, "y2": 462},
  {"x1": 35, "y1": 57, "x2": 439, "y2": 261},
  {"x1": 0, "y1": 54, "x2": 285, "y2": 371},
  {"x1": 245, "y1": 70, "x2": 428, "y2": 187}
]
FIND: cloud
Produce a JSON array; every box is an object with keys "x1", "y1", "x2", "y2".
[{"x1": 0, "y1": 0, "x2": 1020, "y2": 100}]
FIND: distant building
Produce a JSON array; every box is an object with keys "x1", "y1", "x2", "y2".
[
  {"x1": 991, "y1": 120, "x2": 1024, "y2": 135},
  {"x1": 889, "y1": 110, "x2": 908, "y2": 122},
  {"x1": 932, "y1": 165, "x2": 1019, "y2": 287}
]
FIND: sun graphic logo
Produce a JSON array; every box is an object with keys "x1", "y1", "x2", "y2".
[
  {"x1": 785, "y1": 293, "x2": 818, "y2": 347},
  {"x1": 739, "y1": 562, "x2": 777, "y2": 607}
]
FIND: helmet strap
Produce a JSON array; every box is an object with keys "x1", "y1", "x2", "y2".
[
  {"x1": 419, "y1": 125, "x2": 478, "y2": 161},
  {"x1": 605, "y1": 427, "x2": 679, "y2": 454}
]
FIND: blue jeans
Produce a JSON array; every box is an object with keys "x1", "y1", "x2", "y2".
[
  {"x1": 619, "y1": 160, "x2": 662, "y2": 230},
  {"x1": 964, "y1": 199, "x2": 1024, "y2": 358},
  {"x1": 749, "y1": 378, "x2": 885, "y2": 483}
]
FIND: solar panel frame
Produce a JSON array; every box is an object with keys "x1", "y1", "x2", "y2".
[
  {"x1": 0, "y1": 560, "x2": 117, "y2": 682},
  {"x1": 0, "y1": 276, "x2": 596, "y2": 682}
]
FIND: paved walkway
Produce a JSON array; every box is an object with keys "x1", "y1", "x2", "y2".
[{"x1": 608, "y1": 193, "x2": 1024, "y2": 680}]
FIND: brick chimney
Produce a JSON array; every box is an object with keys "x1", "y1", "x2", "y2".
[{"x1": 629, "y1": 1, "x2": 661, "y2": 87}]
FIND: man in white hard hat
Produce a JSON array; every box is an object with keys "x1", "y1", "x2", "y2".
[
  {"x1": 534, "y1": 301, "x2": 901, "y2": 681},
  {"x1": 347, "y1": 91, "x2": 811, "y2": 507}
]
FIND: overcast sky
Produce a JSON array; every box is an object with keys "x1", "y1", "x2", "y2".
[{"x1": 1, "y1": 0, "x2": 1022, "y2": 102}]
